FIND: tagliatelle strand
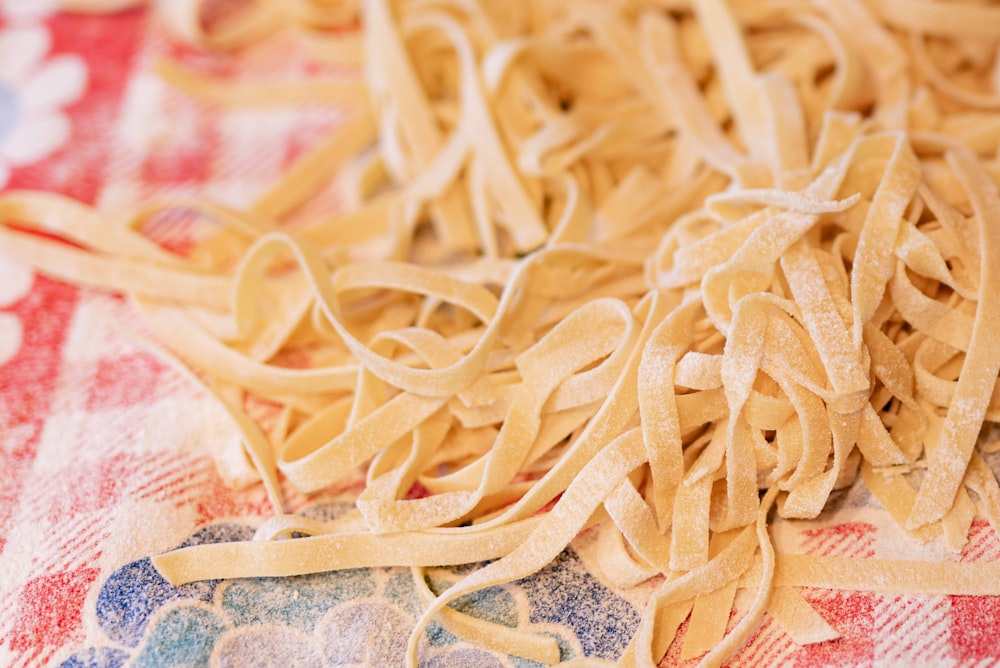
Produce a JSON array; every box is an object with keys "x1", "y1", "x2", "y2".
[
  {"x1": 409, "y1": 566, "x2": 562, "y2": 664},
  {"x1": 153, "y1": 515, "x2": 546, "y2": 582},
  {"x1": 405, "y1": 427, "x2": 649, "y2": 666},
  {"x1": 906, "y1": 148, "x2": 1000, "y2": 530}
]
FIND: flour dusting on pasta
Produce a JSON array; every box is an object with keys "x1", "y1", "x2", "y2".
[{"x1": 3, "y1": 0, "x2": 1000, "y2": 665}]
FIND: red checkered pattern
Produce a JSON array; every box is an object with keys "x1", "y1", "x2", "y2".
[{"x1": 0, "y1": 9, "x2": 334, "y2": 666}]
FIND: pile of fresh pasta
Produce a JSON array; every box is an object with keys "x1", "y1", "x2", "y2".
[{"x1": 3, "y1": 0, "x2": 1000, "y2": 665}]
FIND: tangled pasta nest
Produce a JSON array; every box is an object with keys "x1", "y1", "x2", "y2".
[{"x1": 4, "y1": 0, "x2": 1000, "y2": 665}]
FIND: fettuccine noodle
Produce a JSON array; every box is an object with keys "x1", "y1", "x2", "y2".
[{"x1": 5, "y1": 0, "x2": 1000, "y2": 665}]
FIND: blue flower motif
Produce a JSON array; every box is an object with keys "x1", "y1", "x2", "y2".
[
  {"x1": 133, "y1": 606, "x2": 228, "y2": 668},
  {"x1": 214, "y1": 626, "x2": 323, "y2": 667},
  {"x1": 518, "y1": 548, "x2": 641, "y2": 660},
  {"x1": 423, "y1": 647, "x2": 506, "y2": 667},
  {"x1": 0, "y1": 25, "x2": 88, "y2": 188},
  {"x1": 220, "y1": 568, "x2": 374, "y2": 633},
  {"x1": 384, "y1": 570, "x2": 426, "y2": 618},
  {"x1": 317, "y1": 601, "x2": 413, "y2": 665},
  {"x1": 0, "y1": 86, "x2": 17, "y2": 152},
  {"x1": 58, "y1": 647, "x2": 129, "y2": 668},
  {"x1": 94, "y1": 524, "x2": 253, "y2": 647},
  {"x1": 423, "y1": 574, "x2": 520, "y2": 649},
  {"x1": 69, "y1": 502, "x2": 638, "y2": 666}
]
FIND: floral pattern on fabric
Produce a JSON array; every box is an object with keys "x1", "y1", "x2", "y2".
[
  {"x1": 0, "y1": 23, "x2": 87, "y2": 188},
  {"x1": 0, "y1": 0, "x2": 59, "y2": 21},
  {"x1": 0, "y1": 256, "x2": 33, "y2": 365},
  {"x1": 59, "y1": 503, "x2": 639, "y2": 667}
]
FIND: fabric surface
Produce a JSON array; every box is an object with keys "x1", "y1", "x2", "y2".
[{"x1": 2, "y1": 6, "x2": 1000, "y2": 668}]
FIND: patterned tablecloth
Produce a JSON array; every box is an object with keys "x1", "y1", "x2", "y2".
[{"x1": 2, "y1": 5, "x2": 1000, "y2": 668}]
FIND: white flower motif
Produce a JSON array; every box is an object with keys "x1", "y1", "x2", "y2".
[
  {"x1": 0, "y1": 0, "x2": 59, "y2": 21},
  {"x1": 0, "y1": 24, "x2": 88, "y2": 188},
  {"x1": 0, "y1": 255, "x2": 33, "y2": 366}
]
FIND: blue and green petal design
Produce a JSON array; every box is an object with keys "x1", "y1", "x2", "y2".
[{"x1": 60, "y1": 503, "x2": 639, "y2": 667}]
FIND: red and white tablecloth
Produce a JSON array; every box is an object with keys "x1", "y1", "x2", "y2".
[{"x1": 3, "y1": 6, "x2": 1000, "y2": 668}]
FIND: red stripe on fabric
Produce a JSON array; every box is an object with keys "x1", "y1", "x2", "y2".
[
  {"x1": 6, "y1": 566, "x2": 101, "y2": 658},
  {"x1": 135, "y1": 472, "x2": 206, "y2": 501},
  {"x1": 1, "y1": 6, "x2": 146, "y2": 559},
  {"x1": 882, "y1": 597, "x2": 948, "y2": 663},
  {"x1": 961, "y1": 520, "x2": 1000, "y2": 563},
  {"x1": 193, "y1": 466, "x2": 274, "y2": 525},
  {"x1": 963, "y1": 541, "x2": 990, "y2": 564},
  {"x1": 44, "y1": 516, "x2": 104, "y2": 561},
  {"x1": 794, "y1": 590, "x2": 877, "y2": 667},
  {"x1": 8, "y1": 519, "x2": 107, "y2": 594},
  {"x1": 44, "y1": 451, "x2": 148, "y2": 524},
  {"x1": 84, "y1": 351, "x2": 167, "y2": 411},
  {"x1": 136, "y1": 43, "x2": 222, "y2": 189},
  {"x1": 759, "y1": 635, "x2": 793, "y2": 666},
  {"x1": 947, "y1": 594, "x2": 1000, "y2": 662},
  {"x1": 47, "y1": 522, "x2": 108, "y2": 572},
  {"x1": 20, "y1": 451, "x2": 176, "y2": 526},
  {"x1": 736, "y1": 620, "x2": 777, "y2": 666},
  {"x1": 129, "y1": 452, "x2": 196, "y2": 495},
  {"x1": 0, "y1": 279, "x2": 80, "y2": 557},
  {"x1": 22, "y1": 646, "x2": 43, "y2": 667},
  {"x1": 909, "y1": 611, "x2": 950, "y2": 662},
  {"x1": 35, "y1": 647, "x2": 56, "y2": 668},
  {"x1": 808, "y1": 532, "x2": 840, "y2": 556},
  {"x1": 800, "y1": 522, "x2": 876, "y2": 558},
  {"x1": 137, "y1": 469, "x2": 213, "y2": 503},
  {"x1": 882, "y1": 595, "x2": 914, "y2": 638}
]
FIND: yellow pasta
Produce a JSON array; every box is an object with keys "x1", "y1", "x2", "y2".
[{"x1": 6, "y1": 0, "x2": 1000, "y2": 665}]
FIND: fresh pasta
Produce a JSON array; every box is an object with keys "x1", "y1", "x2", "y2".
[{"x1": 3, "y1": 0, "x2": 1000, "y2": 665}]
